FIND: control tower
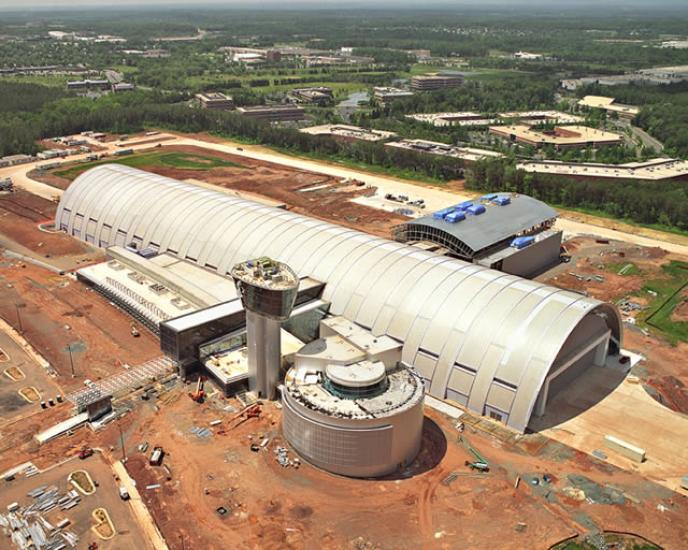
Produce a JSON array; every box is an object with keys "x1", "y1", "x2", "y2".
[{"x1": 231, "y1": 257, "x2": 299, "y2": 399}]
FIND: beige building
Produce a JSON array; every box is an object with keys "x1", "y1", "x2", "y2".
[
  {"x1": 236, "y1": 105, "x2": 305, "y2": 122},
  {"x1": 489, "y1": 124, "x2": 624, "y2": 149},
  {"x1": 517, "y1": 157, "x2": 688, "y2": 182},
  {"x1": 300, "y1": 124, "x2": 396, "y2": 143},
  {"x1": 577, "y1": 95, "x2": 640, "y2": 120}
]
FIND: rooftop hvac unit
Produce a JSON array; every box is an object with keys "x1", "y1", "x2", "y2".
[
  {"x1": 492, "y1": 196, "x2": 511, "y2": 206},
  {"x1": 432, "y1": 207, "x2": 454, "y2": 220},
  {"x1": 444, "y1": 211, "x2": 465, "y2": 223},
  {"x1": 466, "y1": 204, "x2": 486, "y2": 215},
  {"x1": 511, "y1": 236, "x2": 535, "y2": 249}
]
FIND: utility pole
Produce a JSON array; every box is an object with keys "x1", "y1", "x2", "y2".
[
  {"x1": 179, "y1": 535, "x2": 185, "y2": 550},
  {"x1": 118, "y1": 422, "x2": 127, "y2": 461},
  {"x1": 15, "y1": 303, "x2": 23, "y2": 334},
  {"x1": 68, "y1": 345, "x2": 75, "y2": 378}
]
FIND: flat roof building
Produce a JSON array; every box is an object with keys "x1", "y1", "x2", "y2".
[
  {"x1": 373, "y1": 86, "x2": 415, "y2": 103},
  {"x1": 407, "y1": 110, "x2": 583, "y2": 128},
  {"x1": 410, "y1": 73, "x2": 463, "y2": 91},
  {"x1": 300, "y1": 124, "x2": 396, "y2": 143},
  {"x1": 56, "y1": 165, "x2": 622, "y2": 433},
  {"x1": 577, "y1": 95, "x2": 640, "y2": 120},
  {"x1": 489, "y1": 124, "x2": 624, "y2": 149},
  {"x1": 67, "y1": 79, "x2": 110, "y2": 91},
  {"x1": 517, "y1": 157, "x2": 688, "y2": 182},
  {"x1": 385, "y1": 139, "x2": 503, "y2": 163},
  {"x1": 237, "y1": 104, "x2": 306, "y2": 122},
  {"x1": 195, "y1": 92, "x2": 235, "y2": 111},
  {"x1": 288, "y1": 87, "x2": 334, "y2": 105}
]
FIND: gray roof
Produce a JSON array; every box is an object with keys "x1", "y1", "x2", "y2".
[{"x1": 400, "y1": 194, "x2": 557, "y2": 257}]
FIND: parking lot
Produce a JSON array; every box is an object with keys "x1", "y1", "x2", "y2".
[
  {"x1": 0, "y1": 452, "x2": 151, "y2": 549},
  {"x1": 0, "y1": 323, "x2": 62, "y2": 421}
]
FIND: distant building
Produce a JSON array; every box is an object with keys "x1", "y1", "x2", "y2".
[
  {"x1": 489, "y1": 124, "x2": 624, "y2": 150},
  {"x1": 372, "y1": 86, "x2": 414, "y2": 103},
  {"x1": 195, "y1": 92, "x2": 235, "y2": 111},
  {"x1": 517, "y1": 158, "x2": 688, "y2": 182},
  {"x1": 513, "y1": 51, "x2": 543, "y2": 60},
  {"x1": 407, "y1": 49, "x2": 432, "y2": 60},
  {"x1": 385, "y1": 139, "x2": 503, "y2": 164},
  {"x1": 577, "y1": 95, "x2": 640, "y2": 120},
  {"x1": 237, "y1": 104, "x2": 306, "y2": 122},
  {"x1": 407, "y1": 110, "x2": 583, "y2": 128},
  {"x1": 300, "y1": 124, "x2": 396, "y2": 143},
  {"x1": 67, "y1": 79, "x2": 110, "y2": 91},
  {"x1": 112, "y1": 82, "x2": 136, "y2": 93},
  {"x1": 410, "y1": 73, "x2": 463, "y2": 91},
  {"x1": 288, "y1": 87, "x2": 334, "y2": 105}
]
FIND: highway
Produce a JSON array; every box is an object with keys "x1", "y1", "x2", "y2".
[{"x1": 2, "y1": 132, "x2": 688, "y2": 257}]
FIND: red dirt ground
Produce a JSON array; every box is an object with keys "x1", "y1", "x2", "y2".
[
  {"x1": 44, "y1": 144, "x2": 409, "y2": 239},
  {"x1": 112, "y1": 390, "x2": 687, "y2": 550},
  {"x1": 0, "y1": 189, "x2": 91, "y2": 258},
  {"x1": 0, "y1": 261, "x2": 161, "y2": 393}
]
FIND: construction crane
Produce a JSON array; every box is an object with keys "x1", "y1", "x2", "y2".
[
  {"x1": 226, "y1": 403, "x2": 262, "y2": 430},
  {"x1": 459, "y1": 436, "x2": 490, "y2": 472},
  {"x1": 188, "y1": 376, "x2": 206, "y2": 403}
]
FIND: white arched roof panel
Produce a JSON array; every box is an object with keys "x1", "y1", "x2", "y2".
[{"x1": 56, "y1": 165, "x2": 622, "y2": 433}]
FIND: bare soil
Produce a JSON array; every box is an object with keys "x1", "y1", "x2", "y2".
[
  {"x1": 0, "y1": 188, "x2": 91, "y2": 258},
  {"x1": 0, "y1": 261, "x2": 161, "y2": 393}
]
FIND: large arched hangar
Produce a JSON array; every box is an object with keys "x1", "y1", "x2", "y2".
[{"x1": 56, "y1": 165, "x2": 622, "y2": 432}]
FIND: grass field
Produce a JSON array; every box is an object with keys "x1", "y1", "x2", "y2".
[
  {"x1": 639, "y1": 260, "x2": 688, "y2": 344},
  {"x1": 54, "y1": 151, "x2": 244, "y2": 180}
]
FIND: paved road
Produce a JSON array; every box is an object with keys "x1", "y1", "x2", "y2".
[
  {"x1": 3, "y1": 132, "x2": 688, "y2": 257},
  {"x1": 629, "y1": 124, "x2": 664, "y2": 153}
]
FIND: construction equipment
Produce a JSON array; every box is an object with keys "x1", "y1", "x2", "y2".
[
  {"x1": 227, "y1": 403, "x2": 262, "y2": 430},
  {"x1": 188, "y1": 376, "x2": 206, "y2": 403},
  {"x1": 460, "y1": 436, "x2": 490, "y2": 472},
  {"x1": 130, "y1": 325, "x2": 140, "y2": 337},
  {"x1": 78, "y1": 447, "x2": 94, "y2": 460}
]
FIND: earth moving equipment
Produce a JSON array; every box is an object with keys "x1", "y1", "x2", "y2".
[
  {"x1": 189, "y1": 376, "x2": 206, "y2": 403},
  {"x1": 227, "y1": 402, "x2": 262, "y2": 430},
  {"x1": 459, "y1": 436, "x2": 490, "y2": 472}
]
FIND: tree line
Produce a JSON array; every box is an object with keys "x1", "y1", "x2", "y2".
[{"x1": 467, "y1": 158, "x2": 688, "y2": 231}]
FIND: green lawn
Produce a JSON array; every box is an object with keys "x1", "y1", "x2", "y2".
[
  {"x1": 606, "y1": 262, "x2": 642, "y2": 276},
  {"x1": 54, "y1": 151, "x2": 244, "y2": 180},
  {"x1": 637, "y1": 261, "x2": 688, "y2": 344}
]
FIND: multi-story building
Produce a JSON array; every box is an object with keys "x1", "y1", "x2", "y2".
[
  {"x1": 195, "y1": 92, "x2": 235, "y2": 111},
  {"x1": 236, "y1": 104, "x2": 306, "y2": 122},
  {"x1": 372, "y1": 86, "x2": 414, "y2": 104},
  {"x1": 410, "y1": 73, "x2": 463, "y2": 91}
]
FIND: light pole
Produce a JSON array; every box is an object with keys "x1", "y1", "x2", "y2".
[
  {"x1": 15, "y1": 303, "x2": 23, "y2": 334},
  {"x1": 67, "y1": 344, "x2": 75, "y2": 378}
]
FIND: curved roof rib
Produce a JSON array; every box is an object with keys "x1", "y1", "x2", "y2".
[{"x1": 56, "y1": 165, "x2": 622, "y2": 432}]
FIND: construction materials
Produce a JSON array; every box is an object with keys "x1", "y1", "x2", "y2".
[
  {"x1": 149, "y1": 446, "x2": 164, "y2": 466},
  {"x1": 604, "y1": 435, "x2": 646, "y2": 463},
  {"x1": 226, "y1": 403, "x2": 262, "y2": 430}
]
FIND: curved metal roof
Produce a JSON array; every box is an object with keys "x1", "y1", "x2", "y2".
[
  {"x1": 394, "y1": 194, "x2": 558, "y2": 258},
  {"x1": 56, "y1": 165, "x2": 621, "y2": 431}
]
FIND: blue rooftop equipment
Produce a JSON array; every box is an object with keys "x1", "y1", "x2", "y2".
[
  {"x1": 444, "y1": 211, "x2": 466, "y2": 223},
  {"x1": 432, "y1": 207, "x2": 455, "y2": 220},
  {"x1": 466, "y1": 204, "x2": 486, "y2": 215},
  {"x1": 481, "y1": 193, "x2": 498, "y2": 201},
  {"x1": 492, "y1": 196, "x2": 511, "y2": 206},
  {"x1": 455, "y1": 200, "x2": 474, "y2": 211},
  {"x1": 511, "y1": 236, "x2": 535, "y2": 249}
]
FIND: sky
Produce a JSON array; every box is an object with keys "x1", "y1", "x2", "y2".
[{"x1": 0, "y1": 0, "x2": 686, "y2": 7}]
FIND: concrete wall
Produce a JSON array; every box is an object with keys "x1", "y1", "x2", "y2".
[{"x1": 501, "y1": 231, "x2": 562, "y2": 278}]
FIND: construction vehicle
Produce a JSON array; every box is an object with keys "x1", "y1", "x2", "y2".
[
  {"x1": 130, "y1": 325, "x2": 140, "y2": 337},
  {"x1": 188, "y1": 376, "x2": 206, "y2": 403},
  {"x1": 459, "y1": 436, "x2": 489, "y2": 472},
  {"x1": 227, "y1": 403, "x2": 262, "y2": 430},
  {"x1": 149, "y1": 446, "x2": 164, "y2": 466},
  {"x1": 78, "y1": 447, "x2": 94, "y2": 460}
]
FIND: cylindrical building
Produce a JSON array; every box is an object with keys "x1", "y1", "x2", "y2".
[{"x1": 282, "y1": 358, "x2": 424, "y2": 478}]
